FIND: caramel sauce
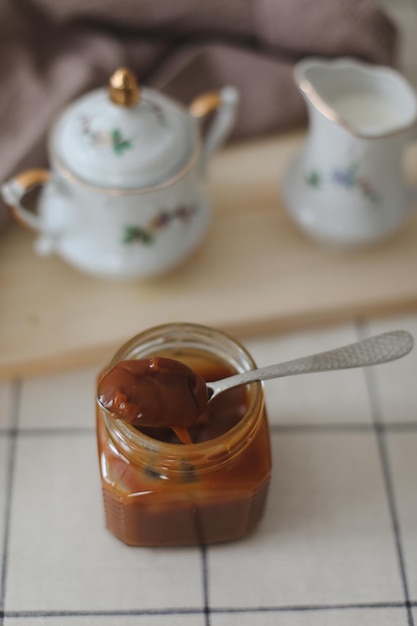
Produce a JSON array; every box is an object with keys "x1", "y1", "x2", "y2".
[
  {"x1": 98, "y1": 357, "x2": 207, "y2": 431},
  {"x1": 96, "y1": 354, "x2": 271, "y2": 546}
]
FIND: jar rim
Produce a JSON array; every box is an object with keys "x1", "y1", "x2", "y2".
[{"x1": 100, "y1": 322, "x2": 264, "y2": 473}]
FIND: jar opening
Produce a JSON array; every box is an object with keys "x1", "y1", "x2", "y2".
[{"x1": 101, "y1": 323, "x2": 264, "y2": 474}]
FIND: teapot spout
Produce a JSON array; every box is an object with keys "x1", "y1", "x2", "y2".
[{"x1": 295, "y1": 57, "x2": 417, "y2": 138}]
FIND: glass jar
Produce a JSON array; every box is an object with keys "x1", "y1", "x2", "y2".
[{"x1": 96, "y1": 322, "x2": 272, "y2": 546}]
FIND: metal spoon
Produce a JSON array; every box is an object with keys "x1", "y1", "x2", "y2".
[{"x1": 207, "y1": 330, "x2": 413, "y2": 402}]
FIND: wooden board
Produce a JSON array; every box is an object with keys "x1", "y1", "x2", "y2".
[{"x1": 1, "y1": 130, "x2": 417, "y2": 380}]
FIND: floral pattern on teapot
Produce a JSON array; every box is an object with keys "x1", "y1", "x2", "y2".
[
  {"x1": 140, "y1": 100, "x2": 167, "y2": 127},
  {"x1": 79, "y1": 97, "x2": 169, "y2": 156},
  {"x1": 79, "y1": 115, "x2": 133, "y2": 155},
  {"x1": 123, "y1": 205, "x2": 198, "y2": 245},
  {"x1": 306, "y1": 161, "x2": 380, "y2": 204}
]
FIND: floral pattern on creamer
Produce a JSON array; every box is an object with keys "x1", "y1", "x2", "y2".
[
  {"x1": 306, "y1": 162, "x2": 379, "y2": 204},
  {"x1": 79, "y1": 116, "x2": 133, "y2": 155},
  {"x1": 123, "y1": 205, "x2": 197, "y2": 245}
]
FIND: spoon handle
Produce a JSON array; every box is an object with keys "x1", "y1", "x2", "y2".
[{"x1": 209, "y1": 330, "x2": 413, "y2": 399}]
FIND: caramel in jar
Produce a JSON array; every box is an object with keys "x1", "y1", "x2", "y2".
[{"x1": 96, "y1": 323, "x2": 272, "y2": 546}]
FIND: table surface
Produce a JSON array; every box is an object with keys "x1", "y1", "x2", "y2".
[
  {"x1": 1, "y1": 311, "x2": 417, "y2": 626},
  {"x1": 2, "y1": 1, "x2": 417, "y2": 625},
  {"x1": 3, "y1": 129, "x2": 417, "y2": 381}
]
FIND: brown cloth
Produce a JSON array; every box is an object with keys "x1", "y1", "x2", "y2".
[{"x1": 0, "y1": 0, "x2": 397, "y2": 229}]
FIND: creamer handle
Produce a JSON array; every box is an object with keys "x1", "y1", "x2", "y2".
[
  {"x1": 189, "y1": 86, "x2": 239, "y2": 175},
  {"x1": 1, "y1": 168, "x2": 51, "y2": 231}
]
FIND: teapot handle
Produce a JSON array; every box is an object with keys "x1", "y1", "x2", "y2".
[
  {"x1": 190, "y1": 86, "x2": 239, "y2": 175},
  {"x1": 1, "y1": 168, "x2": 51, "y2": 231}
]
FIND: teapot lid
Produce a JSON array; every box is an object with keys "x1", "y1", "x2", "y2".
[{"x1": 50, "y1": 68, "x2": 199, "y2": 190}]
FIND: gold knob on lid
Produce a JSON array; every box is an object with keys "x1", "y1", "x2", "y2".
[{"x1": 109, "y1": 68, "x2": 140, "y2": 107}]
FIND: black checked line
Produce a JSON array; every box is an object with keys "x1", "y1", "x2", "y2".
[
  {"x1": 358, "y1": 320, "x2": 414, "y2": 626},
  {"x1": 1, "y1": 367, "x2": 417, "y2": 621},
  {"x1": 200, "y1": 544, "x2": 211, "y2": 626},
  {"x1": 1, "y1": 421, "x2": 417, "y2": 439},
  {"x1": 2, "y1": 600, "x2": 417, "y2": 619},
  {"x1": 0, "y1": 380, "x2": 21, "y2": 626}
]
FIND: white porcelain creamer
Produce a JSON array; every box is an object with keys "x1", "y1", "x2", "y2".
[
  {"x1": 2, "y1": 68, "x2": 239, "y2": 279},
  {"x1": 283, "y1": 58, "x2": 417, "y2": 247}
]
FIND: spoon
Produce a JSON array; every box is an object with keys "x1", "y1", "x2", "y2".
[
  {"x1": 98, "y1": 331, "x2": 413, "y2": 445},
  {"x1": 206, "y1": 330, "x2": 413, "y2": 402}
]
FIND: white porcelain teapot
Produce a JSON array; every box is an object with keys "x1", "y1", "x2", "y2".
[
  {"x1": 2, "y1": 68, "x2": 239, "y2": 279},
  {"x1": 283, "y1": 58, "x2": 417, "y2": 247}
]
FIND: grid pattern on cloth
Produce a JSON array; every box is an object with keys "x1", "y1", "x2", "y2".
[{"x1": 0, "y1": 313, "x2": 416, "y2": 626}]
